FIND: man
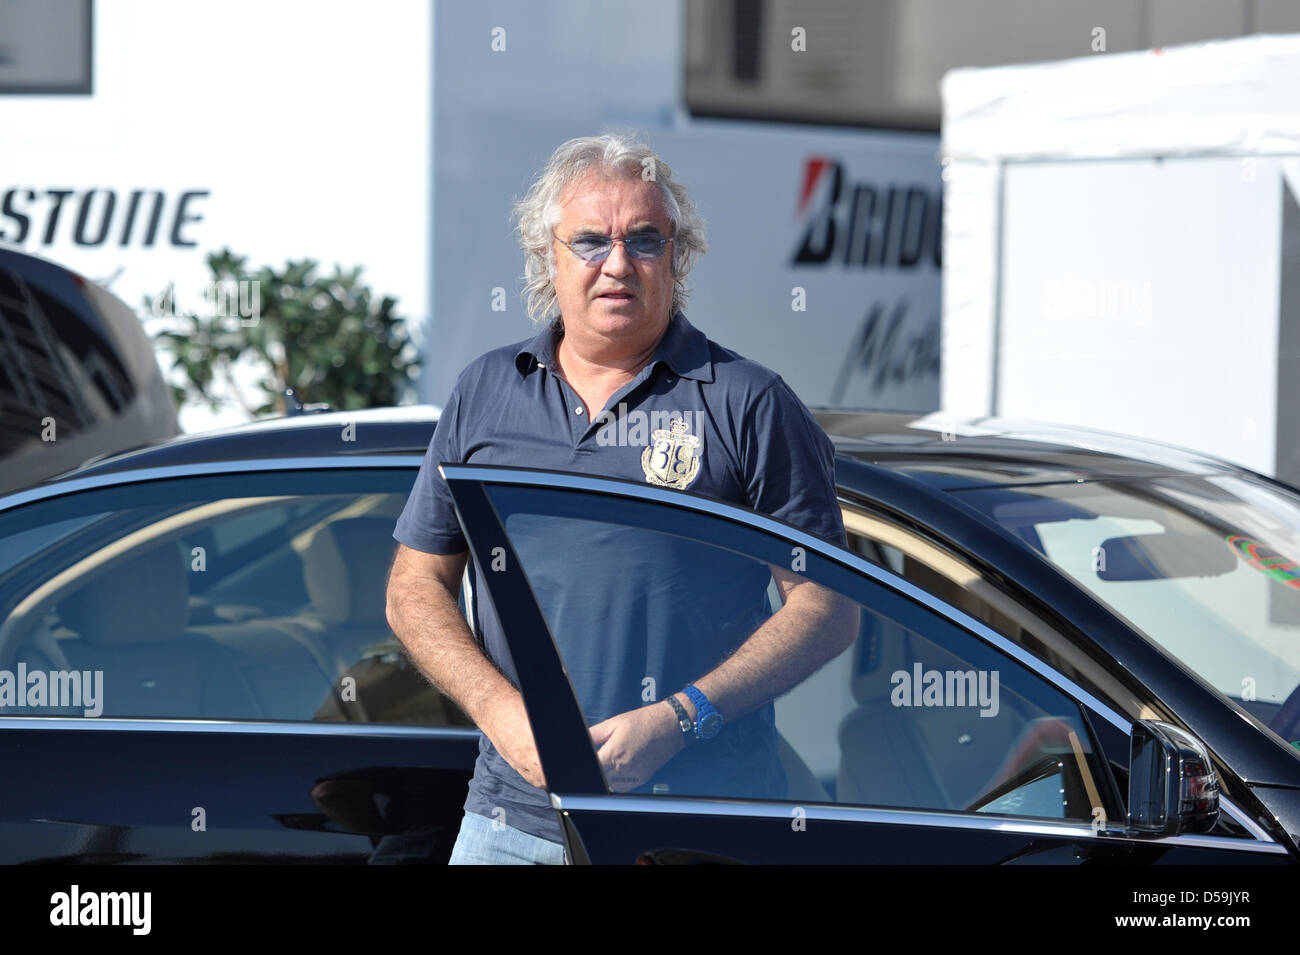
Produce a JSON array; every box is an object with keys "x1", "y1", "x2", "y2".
[{"x1": 386, "y1": 132, "x2": 854, "y2": 865}]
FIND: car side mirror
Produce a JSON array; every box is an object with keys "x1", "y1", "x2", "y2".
[{"x1": 1127, "y1": 719, "x2": 1220, "y2": 834}]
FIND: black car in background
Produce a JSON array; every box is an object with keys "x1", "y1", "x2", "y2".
[
  {"x1": 0, "y1": 406, "x2": 1296, "y2": 863},
  {"x1": 0, "y1": 248, "x2": 178, "y2": 497}
]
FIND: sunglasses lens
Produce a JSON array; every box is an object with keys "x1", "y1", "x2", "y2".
[
  {"x1": 626, "y1": 235, "x2": 666, "y2": 258},
  {"x1": 570, "y1": 236, "x2": 611, "y2": 260},
  {"x1": 563, "y1": 234, "x2": 667, "y2": 261}
]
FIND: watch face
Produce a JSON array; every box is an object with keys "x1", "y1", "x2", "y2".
[{"x1": 699, "y1": 712, "x2": 724, "y2": 740}]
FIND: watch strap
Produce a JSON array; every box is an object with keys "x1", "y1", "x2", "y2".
[
  {"x1": 665, "y1": 694, "x2": 693, "y2": 742},
  {"x1": 682, "y1": 684, "x2": 720, "y2": 739}
]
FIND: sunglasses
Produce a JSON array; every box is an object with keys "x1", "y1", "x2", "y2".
[{"x1": 554, "y1": 230, "x2": 672, "y2": 262}]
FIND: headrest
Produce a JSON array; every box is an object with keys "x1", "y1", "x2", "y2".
[
  {"x1": 301, "y1": 518, "x2": 394, "y2": 627},
  {"x1": 850, "y1": 606, "x2": 919, "y2": 703},
  {"x1": 58, "y1": 542, "x2": 190, "y2": 644}
]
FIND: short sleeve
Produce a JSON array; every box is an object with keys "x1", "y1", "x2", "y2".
[
  {"x1": 739, "y1": 378, "x2": 847, "y2": 548},
  {"x1": 393, "y1": 384, "x2": 469, "y2": 555}
]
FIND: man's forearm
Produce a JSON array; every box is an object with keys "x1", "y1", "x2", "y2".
[
  {"x1": 387, "y1": 576, "x2": 516, "y2": 728},
  {"x1": 680, "y1": 584, "x2": 858, "y2": 725}
]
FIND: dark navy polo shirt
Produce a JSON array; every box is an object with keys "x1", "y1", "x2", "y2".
[{"x1": 393, "y1": 310, "x2": 846, "y2": 843}]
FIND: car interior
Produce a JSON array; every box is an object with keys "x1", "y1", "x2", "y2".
[{"x1": 0, "y1": 492, "x2": 469, "y2": 725}]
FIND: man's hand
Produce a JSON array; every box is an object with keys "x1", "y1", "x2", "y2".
[
  {"x1": 386, "y1": 543, "x2": 547, "y2": 789},
  {"x1": 589, "y1": 700, "x2": 686, "y2": 793}
]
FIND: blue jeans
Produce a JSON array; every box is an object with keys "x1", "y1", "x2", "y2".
[{"x1": 447, "y1": 810, "x2": 567, "y2": 865}]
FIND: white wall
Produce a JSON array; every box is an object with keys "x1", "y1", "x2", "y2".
[{"x1": 0, "y1": 0, "x2": 431, "y2": 431}]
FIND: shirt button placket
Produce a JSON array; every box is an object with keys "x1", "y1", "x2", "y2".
[{"x1": 560, "y1": 380, "x2": 586, "y2": 446}]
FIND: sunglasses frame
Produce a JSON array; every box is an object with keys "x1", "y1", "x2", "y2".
[{"x1": 553, "y1": 229, "x2": 673, "y2": 263}]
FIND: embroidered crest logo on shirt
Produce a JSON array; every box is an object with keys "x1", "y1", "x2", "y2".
[{"x1": 642, "y1": 417, "x2": 702, "y2": 489}]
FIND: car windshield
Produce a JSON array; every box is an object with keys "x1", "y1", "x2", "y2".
[{"x1": 954, "y1": 473, "x2": 1300, "y2": 735}]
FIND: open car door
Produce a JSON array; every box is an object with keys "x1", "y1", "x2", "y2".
[{"x1": 443, "y1": 464, "x2": 1290, "y2": 865}]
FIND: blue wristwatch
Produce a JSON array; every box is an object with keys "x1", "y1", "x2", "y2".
[{"x1": 682, "y1": 684, "x2": 723, "y2": 740}]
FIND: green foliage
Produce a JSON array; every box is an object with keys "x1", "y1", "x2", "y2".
[{"x1": 149, "y1": 248, "x2": 421, "y2": 418}]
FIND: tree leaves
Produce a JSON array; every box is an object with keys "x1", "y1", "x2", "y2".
[{"x1": 148, "y1": 247, "x2": 422, "y2": 419}]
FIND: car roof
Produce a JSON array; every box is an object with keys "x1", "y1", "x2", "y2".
[
  {"x1": 47, "y1": 404, "x2": 1254, "y2": 490},
  {"x1": 816, "y1": 409, "x2": 1254, "y2": 490},
  {"x1": 58, "y1": 405, "x2": 444, "y2": 479}
]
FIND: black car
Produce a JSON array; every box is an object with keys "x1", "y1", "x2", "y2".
[
  {"x1": 0, "y1": 406, "x2": 1296, "y2": 863},
  {"x1": 0, "y1": 248, "x2": 179, "y2": 496}
]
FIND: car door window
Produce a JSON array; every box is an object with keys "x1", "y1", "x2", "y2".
[
  {"x1": 837, "y1": 503, "x2": 1148, "y2": 775},
  {"x1": 478, "y1": 482, "x2": 1119, "y2": 823},
  {"x1": 0, "y1": 470, "x2": 470, "y2": 726}
]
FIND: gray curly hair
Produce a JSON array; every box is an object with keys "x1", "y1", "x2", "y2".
[{"x1": 512, "y1": 131, "x2": 708, "y2": 325}]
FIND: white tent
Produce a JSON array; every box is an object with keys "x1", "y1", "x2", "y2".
[{"x1": 940, "y1": 33, "x2": 1300, "y2": 483}]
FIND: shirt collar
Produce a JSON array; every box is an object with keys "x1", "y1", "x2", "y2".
[{"x1": 514, "y1": 310, "x2": 713, "y2": 382}]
